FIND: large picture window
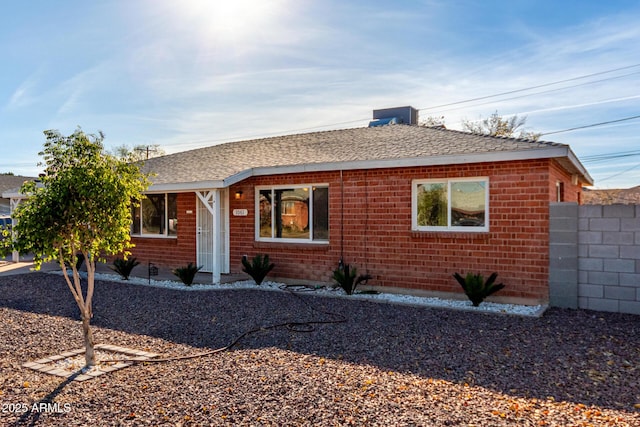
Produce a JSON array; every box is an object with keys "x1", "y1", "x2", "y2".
[
  {"x1": 131, "y1": 193, "x2": 178, "y2": 237},
  {"x1": 412, "y1": 178, "x2": 488, "y2": 231},
  {"x1": 257, "y1": 185, "x2": 329, "y2": 242}
]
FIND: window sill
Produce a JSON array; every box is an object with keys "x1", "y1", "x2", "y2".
[
  {"x1": 131, "y1": 235, "x2": 178, "y2": 240},
  {"x1": 254, "y1": 240, "x2": 330, "y2": 251},
  {"x1": 410, "y1": 231, "x2": 489, "y2": 241}
]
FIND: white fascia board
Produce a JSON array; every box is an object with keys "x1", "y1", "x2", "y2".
[
  {"x1": 1, "y1": 191, "x2": 28, "y2": 199},
  {"x1": 566, "y1": 147, "x2": 594, "y2": 185},
  {"x1": 222, "y1": 168, "x2": 254, "y2": 187}
]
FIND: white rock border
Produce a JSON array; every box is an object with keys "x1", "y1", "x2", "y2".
[{"x1": 64, "y1": 271, "x2": 547, "y2": 318}]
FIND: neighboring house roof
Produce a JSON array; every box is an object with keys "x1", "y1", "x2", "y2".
[
  {"x1": 0, "y1": 174, "x2": 38, "y2": 201},
  {"x1": 141, "y1": 125, "x2": 593, "y2": 191},
  {"x1": 582, "y1": 186, "x2": 640, "y2": 204},
  {"x1": 0, "y1": 175, "x2": 35, "y2": 196},
  {"x1": 0, "y1": 175, "x2": 37, "y2": 215}
]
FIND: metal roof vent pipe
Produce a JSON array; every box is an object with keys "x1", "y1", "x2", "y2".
[{"x1": 368, "y1": 106, "x2": 419, "y2": 127}]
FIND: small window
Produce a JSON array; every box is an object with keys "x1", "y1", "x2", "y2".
[
  {"x1": 556, "y1": 182, "x2": 564, "y2": 202},
  {"x1": 413, "y1": 178, "x2": 488, "y2": 231},
  {"x1": 131, "y1": 193, "x2": 178, "y2": 237},
  {"x1": 257, "y1": 185, "x2": 329, "y2": 242}
]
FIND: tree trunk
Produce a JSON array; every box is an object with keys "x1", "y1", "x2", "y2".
[{"x1": 81, "y1": 312, "x2": 96, "y2": 367}]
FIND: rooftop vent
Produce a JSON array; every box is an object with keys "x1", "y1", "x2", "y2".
[{"x1": 369, "y1": 106, "x2": 419, "y2": 127}]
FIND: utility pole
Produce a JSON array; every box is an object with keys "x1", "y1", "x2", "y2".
[{"x1": 134, "y1": 145, "x2": 159, "y2": 160}]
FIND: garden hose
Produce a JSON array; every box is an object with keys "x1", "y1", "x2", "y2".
[{"x1": 107, "y1": 284, "x2": 346, "y2": 364}]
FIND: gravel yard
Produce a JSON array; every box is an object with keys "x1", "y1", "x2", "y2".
[{"x1": 1, "y1": 273, "x2": 638, "y2": 426}]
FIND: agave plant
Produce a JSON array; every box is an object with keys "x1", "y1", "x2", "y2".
[
  {"x1": 111, "y1": 257, "x2": 140, "y2": 280},
  {"x1": 173, "y1": 262, "x2": 203, "y2": 286},
  {"x1": 242, "y1": 254, "x2": 275, "y2": 286},
  {"x1": 332, "y1": 264, "x2": 372, "y2": 295},
  {"x1": 453, "y1": 272, "x2": 505, "y2": 307}
]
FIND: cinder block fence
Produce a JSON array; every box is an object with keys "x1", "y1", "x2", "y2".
[{"x1": 549, "y1": 203, "x2": 640, "y2": 315}]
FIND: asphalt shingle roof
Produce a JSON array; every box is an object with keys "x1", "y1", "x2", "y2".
[
  {"x1": 0, "y1": 175, "x2": 36, "y2": 195},
  {"x1": 143, "y1": 125, "x2": 580, "y2": 188}
]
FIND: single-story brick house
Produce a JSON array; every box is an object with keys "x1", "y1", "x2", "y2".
[{"x1": 129, "y1": 106, "x2": 593, "y2": 305}]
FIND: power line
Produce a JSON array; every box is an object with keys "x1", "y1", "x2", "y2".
[
  {"x1": 540, "y1": 114, "x2": 640, "y2": 136},
  {"x1": 581, "y1": 150, "x2": 640, "y2": 163},
  {"x1": 160, "y1": 63, "x2": 640, "y2": 150},
  {"x1": 134, "y1": 145, "x2": 159, "y2": 160},
  {"x1": 164, "y1": 112, "x2": 640, "y2": 153},
  {"x1": 425, "y1": 71, "x2": 640, "y2": 115},
  {"x1": 598, "y1": 162, "x2": 640, "y2": 182},
  {"x1": 417, "y1": 63, "x2": 640, "y2": 111}
]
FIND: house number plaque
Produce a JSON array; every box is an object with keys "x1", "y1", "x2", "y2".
[{"x1": 233, "y1": 209, "x2": 248, "y2": 216}]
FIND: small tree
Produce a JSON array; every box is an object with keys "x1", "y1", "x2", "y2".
[
  {"x1": 8, "y1": 128, "x2": 149, "y2": 367},
  {"x1": 110, "y1": 144, "x2": 166, "y2": 161},
  {"x1": 462, "y1": 111, "x2": 541, "y2": 141},
  {"x1": 421, "y1": 115, "x2": 446, "y2": 127}
]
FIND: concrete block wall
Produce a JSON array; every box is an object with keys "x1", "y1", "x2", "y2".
[
  {"x1": 550, "y1": 203, "x2": 640, "y2": 315},
  {"x1": 549, "y1": 203, "x2": 578, "y2": 309}
]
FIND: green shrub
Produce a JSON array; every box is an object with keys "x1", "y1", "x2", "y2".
[
  {"x1": 242, "y1": 254, "x2": 275, "y2": 286},
  {"x1": 111, "y1": 257, "x2": 140, "y2": 280},
  {"x1": 173, "y1": 262, "x2": 203, "y2": 286},
  {"x1": 332, "y1": 264, "x2": 372, "y2": 295},
  {"x1": 453, "y1": 272, "x2": 505, "y2": 307}
]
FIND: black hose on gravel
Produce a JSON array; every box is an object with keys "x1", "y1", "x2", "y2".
[{"x1": 111, "y1": 284, "x2": 346, "y2": 364}]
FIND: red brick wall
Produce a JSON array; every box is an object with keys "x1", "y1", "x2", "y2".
[
  {"x1": 128, "y1": 192, "x2": 197, "y2": 269},
  {"x1": 549, "y1": 159, "x2": 583, "y2": 203},
  {"x1": 129, "y1": 159, "x2": 584, "y2": 303},
  {"x1": 228, "y1": 159, "x2": 578, "y2": 303},
  {"x1": 230, "y1": 172, "x2": 338, "y2": 283}
]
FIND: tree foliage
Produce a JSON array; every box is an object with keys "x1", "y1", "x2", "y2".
[
  {"x1": 9, "y1": 128, "x2": 150, "y2": 366},
  {"x1": 421, "y1": 116, "x2": 446, "y2": 127},
  {"x1": 110, "y1": 144, "x2": 165, "y2": 162},
  {"x1": 462, "y1": 111, "x2": 541, "y2": 141},
  {"x1": 416, "y1": 184, "x2": 447, "y2": 227}
]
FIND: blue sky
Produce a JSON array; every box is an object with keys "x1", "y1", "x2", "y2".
[{"x1": 1, "y1": 0, "x2": 639, "y2": 188}]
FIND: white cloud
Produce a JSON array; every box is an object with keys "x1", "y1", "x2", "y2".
[
  {"x1": 6, "y1": 1, "x2": 638, "y2": 187},
  {"x1": 5, "y1": 71, "x2": 42, "y2": 110}
]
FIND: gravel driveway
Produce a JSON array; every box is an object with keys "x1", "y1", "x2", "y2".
[{"x1": 1, "y1": 273, "x2": 638, "y2": 426}]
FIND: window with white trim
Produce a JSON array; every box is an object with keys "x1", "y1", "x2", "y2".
[
  {"x1": 131, "y1": 193, "x2": 178, "y2": 237},
  {"x1": 412, "y1": 178, "x2": 489, "y2": 231},
  {"x1": 257, "y1": 185, "x2": 329, "y2": 242}
]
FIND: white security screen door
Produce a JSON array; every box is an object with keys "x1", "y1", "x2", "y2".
[
  {"x1": 196, "y1": 190, "x2": 229, "y2": 282},
  {"x1": 197, "y1": 195, "x2": 214, "y2": 273}
]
